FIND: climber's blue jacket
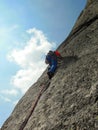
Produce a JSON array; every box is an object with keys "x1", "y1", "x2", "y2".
[{"x1": 45, "y1": 52, "x2": 57, "y2": 73}]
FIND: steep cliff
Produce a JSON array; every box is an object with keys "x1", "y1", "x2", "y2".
[{"x1": 1, "y1": 0, "x2": 98, "y2": 130}]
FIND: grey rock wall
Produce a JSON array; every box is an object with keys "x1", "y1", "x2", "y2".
[{"x1": 1, "y1": 0, "x2": 98, "y2": 130}]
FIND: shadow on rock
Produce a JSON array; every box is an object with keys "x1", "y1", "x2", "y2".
[{"x1": 58, "y1": 55, "x2": 78, "y2": 68}]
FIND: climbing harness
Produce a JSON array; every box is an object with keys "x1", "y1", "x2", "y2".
[{"x1": 19, "y1": 81, "x2": 50, "y2": 130}]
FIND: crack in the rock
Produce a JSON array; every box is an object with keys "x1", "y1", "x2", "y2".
[
  {"x1": 71, "y1": 15, "x2": 98, "y2": 37},
  {"x1": 58, "y1": 15, "x2": 98, "y2": 49}
]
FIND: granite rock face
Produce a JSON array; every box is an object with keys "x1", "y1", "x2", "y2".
[{"x1": 1, "y1": 0, "x2": 98, "y2": 130}]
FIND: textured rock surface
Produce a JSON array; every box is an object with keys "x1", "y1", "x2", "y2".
[{"x1": 1, "y1": 0, "x2": 98, "y2": 130}]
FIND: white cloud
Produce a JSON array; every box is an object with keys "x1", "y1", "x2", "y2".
[
  {"x1": 0, "y1": 89, "x2": 18, "y2": 96},
  {"x1": 9, "y1": 25, "x2": 19, "y2": 31},
  {"x1": 0, "y1": 95, "x2": 11, "y2": 103},
  {"x1": 0, "y1": 94, "x2": 19, "y2": 105},
  {"x1": 0, "y1": 24, "x2": 19, "y2": 47},
  {"x1": 0, "y1": 24, "x2": 19, "y2": 36},
  {"x1": 7, "y1": 28, "x2": 56, "y2": 93}
]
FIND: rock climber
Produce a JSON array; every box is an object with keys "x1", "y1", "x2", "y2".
[{"x1": 45, "y1": 50, "x2": 62, "y2": 79}]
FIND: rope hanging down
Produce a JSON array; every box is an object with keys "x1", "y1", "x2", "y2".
[{"x1": 19, "y1": 81, "x2": 50, "y2": 130}]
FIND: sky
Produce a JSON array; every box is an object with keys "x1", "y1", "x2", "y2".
[{"x1": 0, "y1": 0, "x2": 87, "y2": 127}]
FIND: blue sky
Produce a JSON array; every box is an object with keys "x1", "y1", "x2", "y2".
[{"x1": 0, "y1": 0, "x2": 87, "y2": 127}]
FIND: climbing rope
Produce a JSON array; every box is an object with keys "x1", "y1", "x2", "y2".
[{"x1": 19, "y1": 81, "x2": 50, "y2": 130}]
